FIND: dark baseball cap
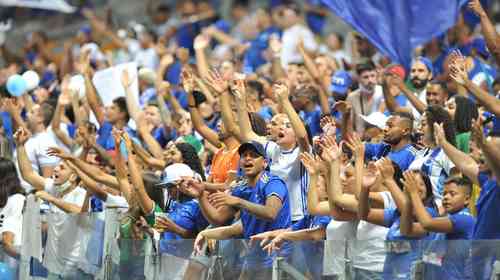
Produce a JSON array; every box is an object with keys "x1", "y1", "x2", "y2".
[{"x1": 238, "y1": 141, "x2": 266, "y2": 158}]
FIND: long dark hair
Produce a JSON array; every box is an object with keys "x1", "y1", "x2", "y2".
[
  {"x1": 454, "y1": 96, "x2": 478, "y2": 134},
  {"x1": 143, "y1": 172, "x2": 164, "y2": 210},
  {"x1": 420, "y1": 171, "x2": 437, "y2": 210},
  {"x1": 426, "y1": 105, "x2": 456, "y2": 147},
  {"x1": 175, "y1": 143, "x2": 206, "y2": 181},
  {"x1": 0, "y1": 158, "x2": 25, "y2": 208}
]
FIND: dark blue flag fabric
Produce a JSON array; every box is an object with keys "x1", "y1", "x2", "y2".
[{"x1": 321, "y1": 0, "x2": 468, "y2": 68}]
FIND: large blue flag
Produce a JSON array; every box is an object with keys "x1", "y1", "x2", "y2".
[{"x1": 321, "y1": 0, "x2": 468, "y2": 68}]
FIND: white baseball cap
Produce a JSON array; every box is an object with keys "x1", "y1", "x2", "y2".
[
  {"x1": 158, "y1": 163, "x2": 196, "y2": 187},
  {"x1": 360, "y1": 112, "x2": 389, "y2": 130}
]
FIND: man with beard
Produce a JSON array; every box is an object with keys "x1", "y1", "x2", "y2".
[
  {"x1": 364, "y1": 112, "x2": 418, "y2": 171},
  {"x1": 384, "y1": 57, "x2": 447, "y2": 122},
  {"x1": 347, "y1": 61, "x2": 385, "y2": 134}
]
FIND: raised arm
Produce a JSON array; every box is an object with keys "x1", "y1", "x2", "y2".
[
  {"x1": 451, "y1": 64, "x2": 500, "y2": 116},
  {"x1": 405, "y1": 172, "x2": 453, "y2": 234},
  {"x1": 35, "y1": 190, "x2": 83, "y2": 214},
  {"x1": 235, "y1": 77, "x2": 266, "y2": 144},
  {"x1": 122, "y1": 132, "x2": 155, "y2": 214},
  {"x1": 80, "y1": 51, "x2": 105, "y2": 126},
  {"x1": 269, "y1": 35, "x2": 286, "y2": 80},
  {"x1": 52, "y1": 83, "x2": 74, "y2": 148},
  {"x1": 357, "y1": 179, "x2": 386, "y2": 226},
  {"x1": 469, "y1": 0, "x2": 500, "y2": 67},
  {"x1": 301, "y1": 152, "x2": 330, "y2": 216},
  {"x1": 132, "y1": 141, "x2": 166, "y2": 170},
  {"x1": 400, "y1": 172, "x2": 432, "y2": 237},
  {"x1": 382, "y1": 74, "x2": 412, "y2": 114},
  {"x1": 472, "y1": 119, "x2": 500, "y2": 181},
  {"x1": 184, "y1": 69, "x2": 221, "y2": 147},
  {"x1": 193, "y1": 34, "x2": 212, "y2": 79},
  {"x1": 48, "y1": 147, "x2": 119, "y2": 189},
  {"x1": 135, "y1": 112, "x2": 164, "y2": 159},
  {"x1": 320, "y1": 136, "x2": 358, "y2": 220},
  {"x1": 275, "y1": 83, "x2": 311, "y2": 151},
  {"x1": 14, "y1": 128, "x2": 45, "y2": 190},
  {"x1": 395, "y1": 76, "x2": 426, "y2": 115},
  {"x1": 66, "y1": 161, "x2": 109, "y2": 202},
  {"x1": 178, "y1": 178, "x2": 236, "y2": 226},
  {"x1": 121, "y1": 69, "x2": 140, "y2": 122},
  {"x1": 435, "y1": 123, "x2": 479, "y2": 185}
]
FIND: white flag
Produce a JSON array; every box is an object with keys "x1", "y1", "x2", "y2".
[{"x1": 0, "y1": 0, "x2": 76, "y2": 13}]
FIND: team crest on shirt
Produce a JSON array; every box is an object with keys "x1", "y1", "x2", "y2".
[{"x1": 260, "y1": 173, "x2": 270, "y2": 184}]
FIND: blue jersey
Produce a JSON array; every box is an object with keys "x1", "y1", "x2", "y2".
[
  {"x1": 473, "y1": 172, "x2": 500, "y2": 239},
  {"x1": 383, "y1": 207, "x2": 438, "y2": 280},
  {"x1": 231, "y1": 171, "x2": 291, "y2": 267},
  {"x1": 243, "y1": 26, "x2": 281, "y2": 73},
  {"x1": 97, "y1": 121, "x2": 137, "y2": 151},
  {"x1": 305, "y1": 0, "x2": 327, "y2": 34},
  {"x1": 231, "y1": 171, "x2": 291, "y2": 238},
  {"x1": 423, "y1": 208, "x2": 475, "y2": 280},
  {"x1": 159, "y1": 199, "x2": 209, "y2": 257},
  {"x1": 365, "y1": 142, "x2": 417, "y2": 171},
  {"x1": 0, "y1": 111, "x2": 13, "y2": 142},
  {"x1": 300, "y1": 105, "x2": 322, "y2": 137},
  {"x1": 292, "y1": 214, "x2": 331, "y2": 279}
]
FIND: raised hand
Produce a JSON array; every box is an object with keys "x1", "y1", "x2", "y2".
[
  {"x1": 194, "y1": 34, "x2": 211, "y2": 51},
  {"x1": 47, "y1": 147, "x2": 72, "y2": 160},
  {"x1": 160, "y1": 54, "x2": 175, "y2": 69},
  {"x1": 402, "y1": 171, "x2": 419, "y2": 195},
  {"x1": 181, "y1": 68, "x2": 195, "y2": 93},
  {"x1": 157, "y1": 81, "x2": 171, "y2": 99},
  {"x1": 13, "y1": 127, "x2": 31, "y2": 145},
  {"x1": 273, "y1": 83, "x2": 289, "y2": 102},
  {"x1": 79, "y1": 48, "x2": 92, "y2": 75},
  {"x1": 344, "y1": 133, "x2": 365, "y2": 160},
  {"x1": 468, "y1": 0, "x2": 487, "y2": 18},
  {"x1": 178, "y1": 177, "x2": 205, "y2": 198},
  {"x1": 433, "y1": 123, "x2": 446, "y2": 147},
  {"x1": 333, "y1": 101, "x2": 352, "y2": 114},
  {"x1": 231, "y1": 77, "x2": 246, "y2": 101},
  {"x1": 376, "y1": 157, "x2": 395, "y2": 181},
  {"x1": 362, "y1": 162, "x2": 380, "y2": 189},
  {"x1": 121, "y1": 69, "x2": 133, "y2": 89},
  {"x1": 121, "y1": 131, "x2": 133, "y2": 152},
  {"x1": 205, "y1": 69, "x2": 228, "y2": 94},
  {"x1": 471, "y1": 118, "x2": 485, "y2": 145},
  {"x1": 269, "y1": 34, "x2": 282, "y2": 54},
  {"x1": 319, "y1": 135, "x2": 342, "y2": 162},
  {"x1": 300, "y1": 152, "x2": 321, "y2": 176}
]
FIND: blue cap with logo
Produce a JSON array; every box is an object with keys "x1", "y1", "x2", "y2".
[
  {"x1": 413, "y1": 56, "x2": 434, "y2": 76},
  {"x1": 330, "y1": 70, "x2": 353, "y2": 95},
  {"x1": 238, "y1": 141, "x2": 266, "y2": 158}
]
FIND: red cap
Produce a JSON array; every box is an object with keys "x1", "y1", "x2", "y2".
[{"x1": 386, "y1": 64, "x2": 406, "y2": 80}]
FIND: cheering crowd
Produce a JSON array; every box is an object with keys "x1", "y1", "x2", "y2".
[{"x1": 0, "y1": 0, "x2": 500, "y2": 279}]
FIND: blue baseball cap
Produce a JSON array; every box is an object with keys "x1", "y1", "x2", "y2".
[
  {"x1": 471, "y1": 37, "x2": 490, "y2": 59},
  {"x1": 330, "y1": 70, "x2": 352, "y2": 95},
  {"x1": 238, "y1": 141, "x2": 266, "y2": 158},
  {"x1": 412, "y1": 56, "x2": 433, "y2": 76}
]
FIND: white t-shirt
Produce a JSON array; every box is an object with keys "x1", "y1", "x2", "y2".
[
  {"x1": 265, "y1": 141, "x2": 308, "y2": 221},
  {"x1": 43, "y1": 178, "x2": 88, "y2": 275},
  {"x1": 281, "y1": 24, "x2": 318, "y2": 68},
  {"x1": 412, "y1": 88, "x2": 427, "y2": 123},
  {"x1": 352, "y1": 191, "x2": 394, "y2": 272},
  {"x1": 134, "y1": 47, "x2": 159, "y2": 70},
  {"x1": 409, "y1": 148, "x2": 455, "y2": 206},
  {"x1": 14, "y1": 132, "x2": 60, "y2": 192},
  {"x1": 323, "y1": 220, "x2": 357, "y2": 278},
  {"x1": 104, "y1": 194, "x2": 129, "y2": 210},
  {"x1": 0, "y1": 194, "x2": 25, "y2": 247}
]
